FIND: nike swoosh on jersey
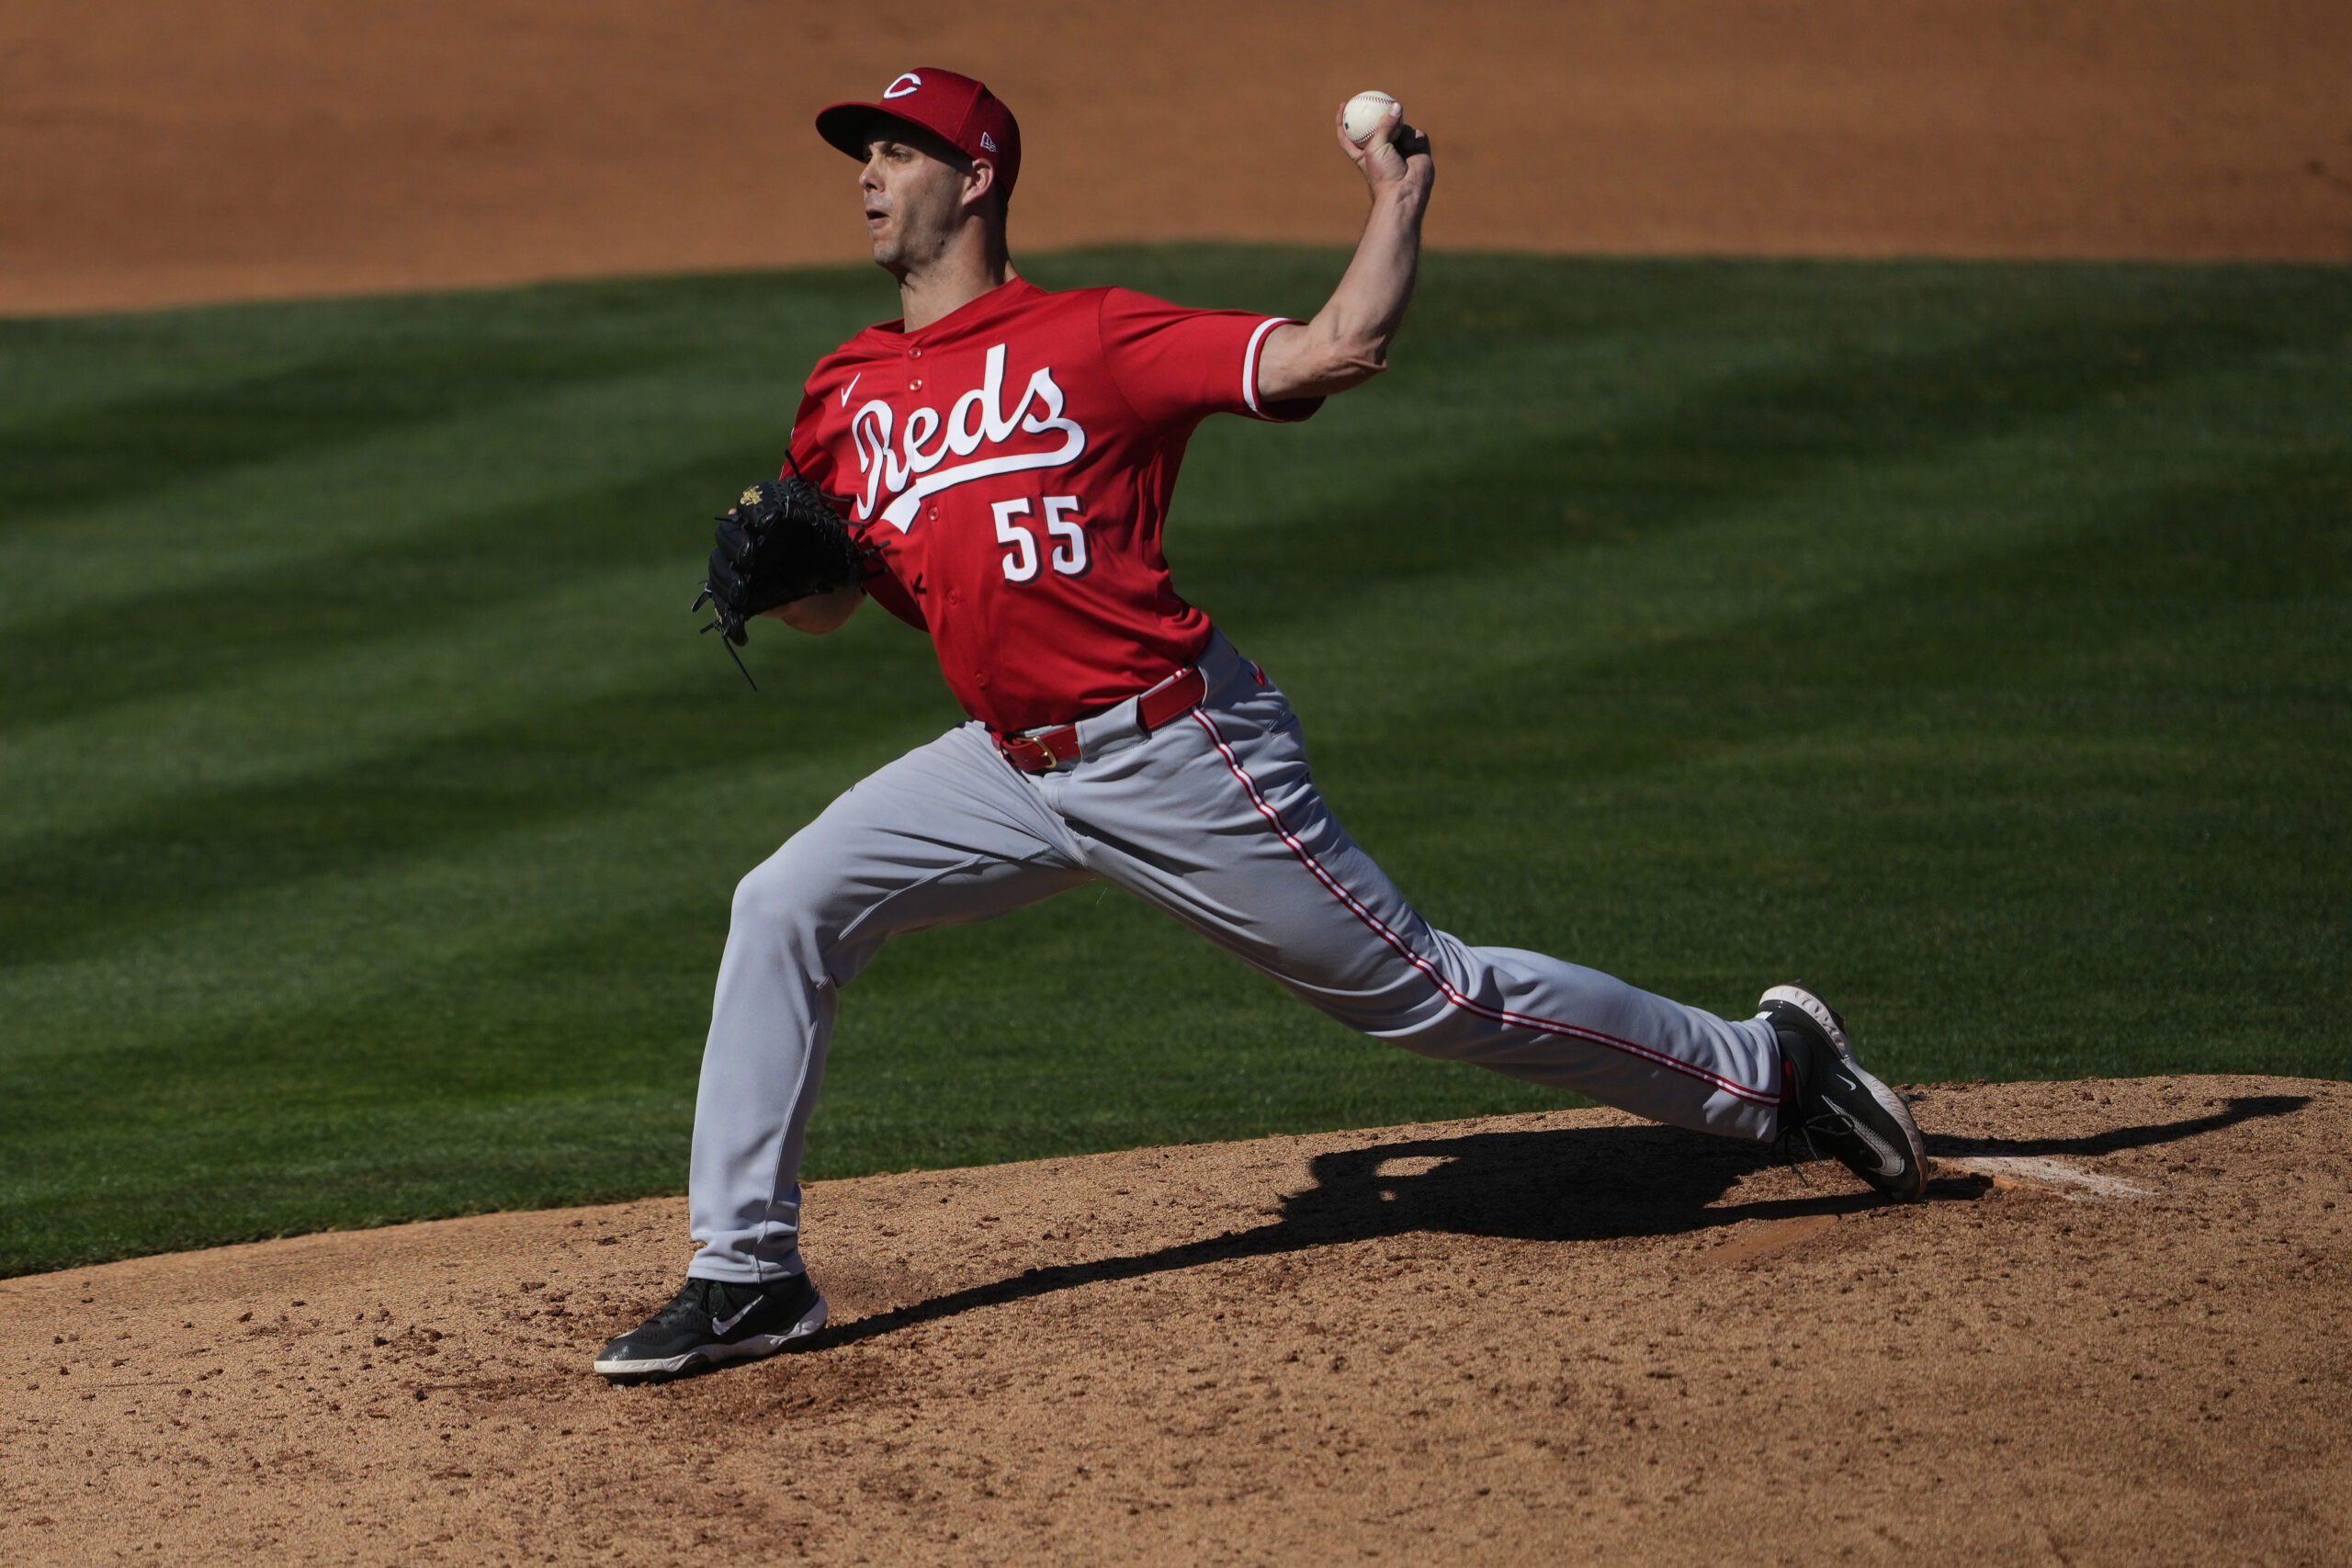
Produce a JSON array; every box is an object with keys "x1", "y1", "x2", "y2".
[{"x1": 841, "y1": 372, "x2": 861, "y2": 407}]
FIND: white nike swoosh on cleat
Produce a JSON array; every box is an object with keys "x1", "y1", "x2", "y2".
[
  {"x1": 1835, "y1": 1108, "x2": 1907, "y2": 1179},
  {"x1": 709, "y1": 1301, "x2": 759, "y2": 1336}
]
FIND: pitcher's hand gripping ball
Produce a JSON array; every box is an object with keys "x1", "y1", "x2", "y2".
[{"x1": 691, "y1": 477, "x2": 865, "y2": 687}]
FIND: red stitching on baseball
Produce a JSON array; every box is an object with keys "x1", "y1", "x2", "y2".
[{"x1": 1189, "y1": 707, "x2": 1774, "y2": 1106}]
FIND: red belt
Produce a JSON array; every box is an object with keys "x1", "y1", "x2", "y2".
[{"x1": 993, "y1": 666, "x2": 1208, "y2": 773}]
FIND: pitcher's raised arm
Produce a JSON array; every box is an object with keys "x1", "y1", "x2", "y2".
[{"x1": 1254, "y1": 97, "x2": 1436, "y2": 404}]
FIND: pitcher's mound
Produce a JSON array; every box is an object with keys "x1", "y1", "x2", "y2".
[{"x1": 4, "y1": 1076, "x2": 2346, "y2": 1565}]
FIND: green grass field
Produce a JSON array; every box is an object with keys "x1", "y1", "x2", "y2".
[{"x1": 3, "y1": 249, "x2": 2346, "y2": 1276}]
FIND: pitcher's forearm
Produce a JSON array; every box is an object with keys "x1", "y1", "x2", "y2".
[
  {"x1": 1308, "y1": 187, "x2": 1429, "y2": 383},
  {"x1": 1256, "y1": 105, "x2": 1435, "y2": 402}
]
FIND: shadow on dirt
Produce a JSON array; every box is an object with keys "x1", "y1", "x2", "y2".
[
  {"x1": 1923, "y1": 1094, "x2": 2310, "y2": 1158},
  {"x1": 806, "y1": 1093, "x2": 2310, "y2": 1354}
]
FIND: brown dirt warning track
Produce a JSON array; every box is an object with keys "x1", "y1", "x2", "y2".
[
  {"x1": 5, "y1": 1077, "x2": 2348, "y2": 1566},
  {"x1": 4, "y1": 0, "x2": 2350, "y2": 316}
]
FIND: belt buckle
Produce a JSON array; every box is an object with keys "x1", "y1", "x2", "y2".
[{"x1": 1000, "y1": 730, "x2": 1059, "y2": 772}]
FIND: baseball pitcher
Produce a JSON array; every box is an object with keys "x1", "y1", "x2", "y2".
[{"x1": 596, "y1": 69, "x2": 1928, "y2": 1379}]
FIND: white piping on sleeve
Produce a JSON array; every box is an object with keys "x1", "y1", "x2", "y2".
[{"x1": 1241, "y1": 317, "x2": 1287, "y2": 416}]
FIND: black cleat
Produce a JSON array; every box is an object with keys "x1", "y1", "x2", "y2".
[
  {"x1": 593, "y1": 1273, "x2": 829, "y2": 1380},
  {"x1": 1762, "y1": 984, "x2": 1928, "y2": 1202}
]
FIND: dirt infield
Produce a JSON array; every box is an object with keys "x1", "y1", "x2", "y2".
[
  {"x1": 4, "y1": 1076, "x2": 2345, "y2": 1566},
  {"x1": 5, "y1": 0, "x2": 2349, "y2": 316}
]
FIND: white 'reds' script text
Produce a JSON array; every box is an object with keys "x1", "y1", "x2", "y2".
[{"x1": 851, "y1": 344, "x2": 1089, "y2": 532}]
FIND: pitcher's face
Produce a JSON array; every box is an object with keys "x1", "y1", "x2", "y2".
[{"x1": 858, "y1": 134, "x2": 973, "y2": 276}]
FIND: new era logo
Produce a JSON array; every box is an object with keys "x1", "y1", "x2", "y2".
[{"x1": 979, "y1": 131, "x2": 998, "y2": 152}]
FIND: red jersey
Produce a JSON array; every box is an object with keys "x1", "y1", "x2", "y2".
[{"x1": 785, "y1": 277, "x2": 1319, "y2": 733}]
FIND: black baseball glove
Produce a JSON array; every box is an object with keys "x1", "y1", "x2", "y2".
[{"x1": 691, "y1": 476, "x2": 866, "y2": 687}]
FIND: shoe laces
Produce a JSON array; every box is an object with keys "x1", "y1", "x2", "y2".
[
  {"x1": 644, "y1": 1278, "x2": 729, "y2": 1329},
  {"x1": 1773, "y1": 1122, "x2": 1820, "y2": 1183}
]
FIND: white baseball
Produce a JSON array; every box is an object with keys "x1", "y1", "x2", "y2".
[{"x1": 1342, "y1": 90, "x2": 1399, "y2": 146}]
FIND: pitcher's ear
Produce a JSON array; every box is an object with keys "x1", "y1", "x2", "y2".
[{"x1": 965, "y1": 158, "x2": 999, "y2": 209}]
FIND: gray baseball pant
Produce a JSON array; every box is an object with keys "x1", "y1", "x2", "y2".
[{"x1": 686, "y1": 630, "x2": 1784, "y2": 1283}]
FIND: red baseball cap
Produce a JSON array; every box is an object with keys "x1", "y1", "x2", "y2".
[{"x1": 816, "y1": 69, "x2": 1023, "y2": 201}]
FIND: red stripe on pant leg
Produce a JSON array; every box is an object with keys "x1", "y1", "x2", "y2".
[{"x1": 1188, "y1": 708, "x2": 1774, "y2": 1106}]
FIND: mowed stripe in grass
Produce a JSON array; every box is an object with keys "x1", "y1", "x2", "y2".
[{"x1": 1, "y1": 252, "x2": 2346, "y2": 1274}]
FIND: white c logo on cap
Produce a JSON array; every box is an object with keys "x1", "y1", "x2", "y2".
[{"x1": 883, "y1": 73, "x2": 922, "y2": 99}]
